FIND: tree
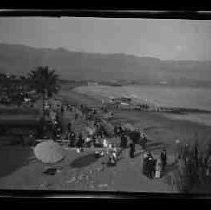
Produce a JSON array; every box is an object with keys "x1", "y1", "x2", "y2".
[{"x1": 28, "y1": 66, "x2": 59, "y2": 118}]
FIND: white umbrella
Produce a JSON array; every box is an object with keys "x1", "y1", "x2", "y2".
[{"x1": 34, "y1": 140, "x2": 65, "y2": 164}]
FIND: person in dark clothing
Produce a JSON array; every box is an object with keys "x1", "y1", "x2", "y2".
[
  {"x1": 93, "y1": 109, "x2": 97, "y2": 115},
  {"x1": 140, "y1": 132, "x2": 147, "y2": 150},
  {"x1": 68, "y1": 131, "x2": 76, "y2": 147},
  {"x1": 142, "y1": 152, "x2": 149, "y2": 176},
  {"x1": 129, "y1": 143, "x2": 135, "y2": 158},
  {"x1": 120, "y1": 134, "x2": 128, "y2": 149},
  {"x1": 114, "y1": 126, "x2": 117, "y2": 137},
  {"x1": 61, "y1": 105, "x2": 64, "y2": 113},
  {"x1": 160, "y1": 148, "x2": 167, "y2": 170},
  {"x1": 193, "y1": 140, "x2": 199, "y2": 168},
  {"x1": 75, "y1": 113, "x2": 78, "y2": 120},
  {"x1": 77, "y1": 132, "x2": 84, "y2": 148},
  {"x1": 148, "y1": 157, "x2": 156, "y2": 179},
  {"x1": 142, "y1": 136, "x2": 147, "y2": 150},
  {"x1": 67, "y1": 122, "x2": 72, "y2": 132},
  {"x1": 96, "y1": 124, "x2": 103, "y2": 138},
  {"x1": 183, "y1": 144, "x2": 190, "y2": 162},
  {"x1": 118, "y1": 126, "x2": 123, "y2": 136}
]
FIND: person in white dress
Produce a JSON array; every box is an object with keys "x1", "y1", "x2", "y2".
[
  {"x1": 155, "y1": 158, "x2": 162, "y2": 178},
  {"x1": 103, "y1": 138, "x2": 108, "y2": 148}
]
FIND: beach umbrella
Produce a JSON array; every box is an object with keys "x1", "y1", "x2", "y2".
[{"x1": 34, "y1": 140, "x2": 65, "y2": 163}]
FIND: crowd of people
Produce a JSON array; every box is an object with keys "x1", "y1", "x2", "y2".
[
  {"x1": 42, "y1": 99, "x2": 63, "y2": 140},
  {"x1": 40, "y1": 98, "x2": 170, "y2": 179},
  {"x1": 142, "y1": 149, "x2": 167, "y2": 179}
]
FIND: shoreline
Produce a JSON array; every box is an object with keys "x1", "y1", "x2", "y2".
[
  {"x1": 59, "y1": 89, "x2": 211, "y2": 151},
  {"x1": 73, "y1": 85, "x2": 211, "y2": 112}
]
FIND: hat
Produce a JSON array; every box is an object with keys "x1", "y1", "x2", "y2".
[{"x1": 175, "y1": 139, "x2": 180, "y2": 144}]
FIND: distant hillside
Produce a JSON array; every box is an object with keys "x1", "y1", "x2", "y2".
[{"x1": 0, "y1": 43, "x2": 211, "y2": 86}]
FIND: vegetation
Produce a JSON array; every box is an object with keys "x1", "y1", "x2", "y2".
[
  {"x1": 0, "y1": 66, "x2": 59, "y2": 117},
  {"x1": 174, "y1": 138, "x2": 211, "y2": 193},
  {"x1": 0, "y1": 72, "x2": 29, "y2": 105},
  {"x1": 28, "y1": 66, "x2": 60, "y2": 117}
]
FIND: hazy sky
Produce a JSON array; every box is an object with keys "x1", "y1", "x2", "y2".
[{"x1": 0, "y1": 17, "x2": 211, "y2": 60}]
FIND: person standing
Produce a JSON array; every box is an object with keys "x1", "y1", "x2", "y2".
[
  {"x1": 114, "y1": 125, "x2": 118, "y2": 137},
  {"x1": 103, "y1": 138, "x2": 108, "y2": 148},
  {"x1": 160, "y1": 148, "x2": 167, "y2": 171},
  {"x1": 67, "y1": 122, "x2": 72, "y2": 132},
  {"x1": 142, "y1": 151, "x2": 149, "y2": 176},
  {"x1": 107, "y1": 146, "x2": 117, "y2": 166},
  {"x1": 193, "y1": 140, "x2": 199, "y2": 168},
  {"x1": 155, "y1": 158, "x2": 162, "y2": 179},
  {"x1": 69, "y1": 131, "x2": 76, "y2": 147},
  {"x1": 148, "y1": 156, "x2": 155, "y2": 179},
  {"x1": 129, "y1": 142, "x2": 135, "y2": 158},
  {"x1": 75, "y1": 113, "x2": 78, "y2": 120},
  {"x1": 77, "y1": 132, "x2": 84, "y2": 148},
  {"x1": 183, "y1": 144, "x2": 190, "y2": 163},
  {"x1": 175, "y1": 139, "x2": 181, "y2": 161},
  {"x1": 141, "y1": 133, "x2": 147, "y2": 150},
  {"x1": 120, "y1": 134, "x2": 125, "y2": 148}
]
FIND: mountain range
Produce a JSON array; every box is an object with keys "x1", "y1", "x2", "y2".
[{"x1": 0, "y1": 43, "x2": 211, "y2": 86}]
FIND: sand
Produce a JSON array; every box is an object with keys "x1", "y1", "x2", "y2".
[{"x1": 0, "y1": 88, "x2": 211, "y2": 192}]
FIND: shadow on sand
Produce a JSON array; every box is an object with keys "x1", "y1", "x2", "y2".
[
  {"x1": 70, "y1": 153, "x2": 99, "y2": 168},
  {"x1": 163, "y1": 161, "x2": 178, "y2": 177},
  {"x1": 0, "y1": 146, "x2": 32, "y2": 178},
  {"x1": 146, "y1": 142, "x2": 165, "y2": 152}
]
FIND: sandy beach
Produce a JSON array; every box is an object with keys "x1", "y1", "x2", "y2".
[{"x1": 0, "y1": 88, "x2": 210, "y2": 192}]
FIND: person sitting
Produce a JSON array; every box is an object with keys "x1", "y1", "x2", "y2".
[
  {"x1": 85, "y1": 135, "x2": 92, "y2": 147},
  {"x1": 94, "y1": 138, "x2": 103, "y2": 148},
  {"x1": 94, "y1": 150, "x2": 105, "y2": 158},
  {"x1": 107, "y1": 150, "x2": 117, "y2": 166},
  {"x1": 94, "y1": 150, "x2": 101, "y2": 158},
  {"x1": 107, "y1": 143, "x2": 112, "y2": 155}
]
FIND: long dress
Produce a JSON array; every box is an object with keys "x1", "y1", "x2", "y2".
[
  {"x1": 148, "y1": 158, "x2": 155, "y2": 178},
  {"x1": 155, "y1": 160, "x2": 162, "y2": 178}
]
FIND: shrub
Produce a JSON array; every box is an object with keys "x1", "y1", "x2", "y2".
[{"x1": 174, "y1": 141, "x2": 211, "y2": 193}]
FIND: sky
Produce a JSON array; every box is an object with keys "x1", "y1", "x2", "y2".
[{"x1": 0, "y1": 17, "x2": 211, "y2": 60}]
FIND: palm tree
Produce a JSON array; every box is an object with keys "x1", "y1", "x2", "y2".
[{"x1": 28, "y1": 66, "x2": 59, "y2": 118}]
